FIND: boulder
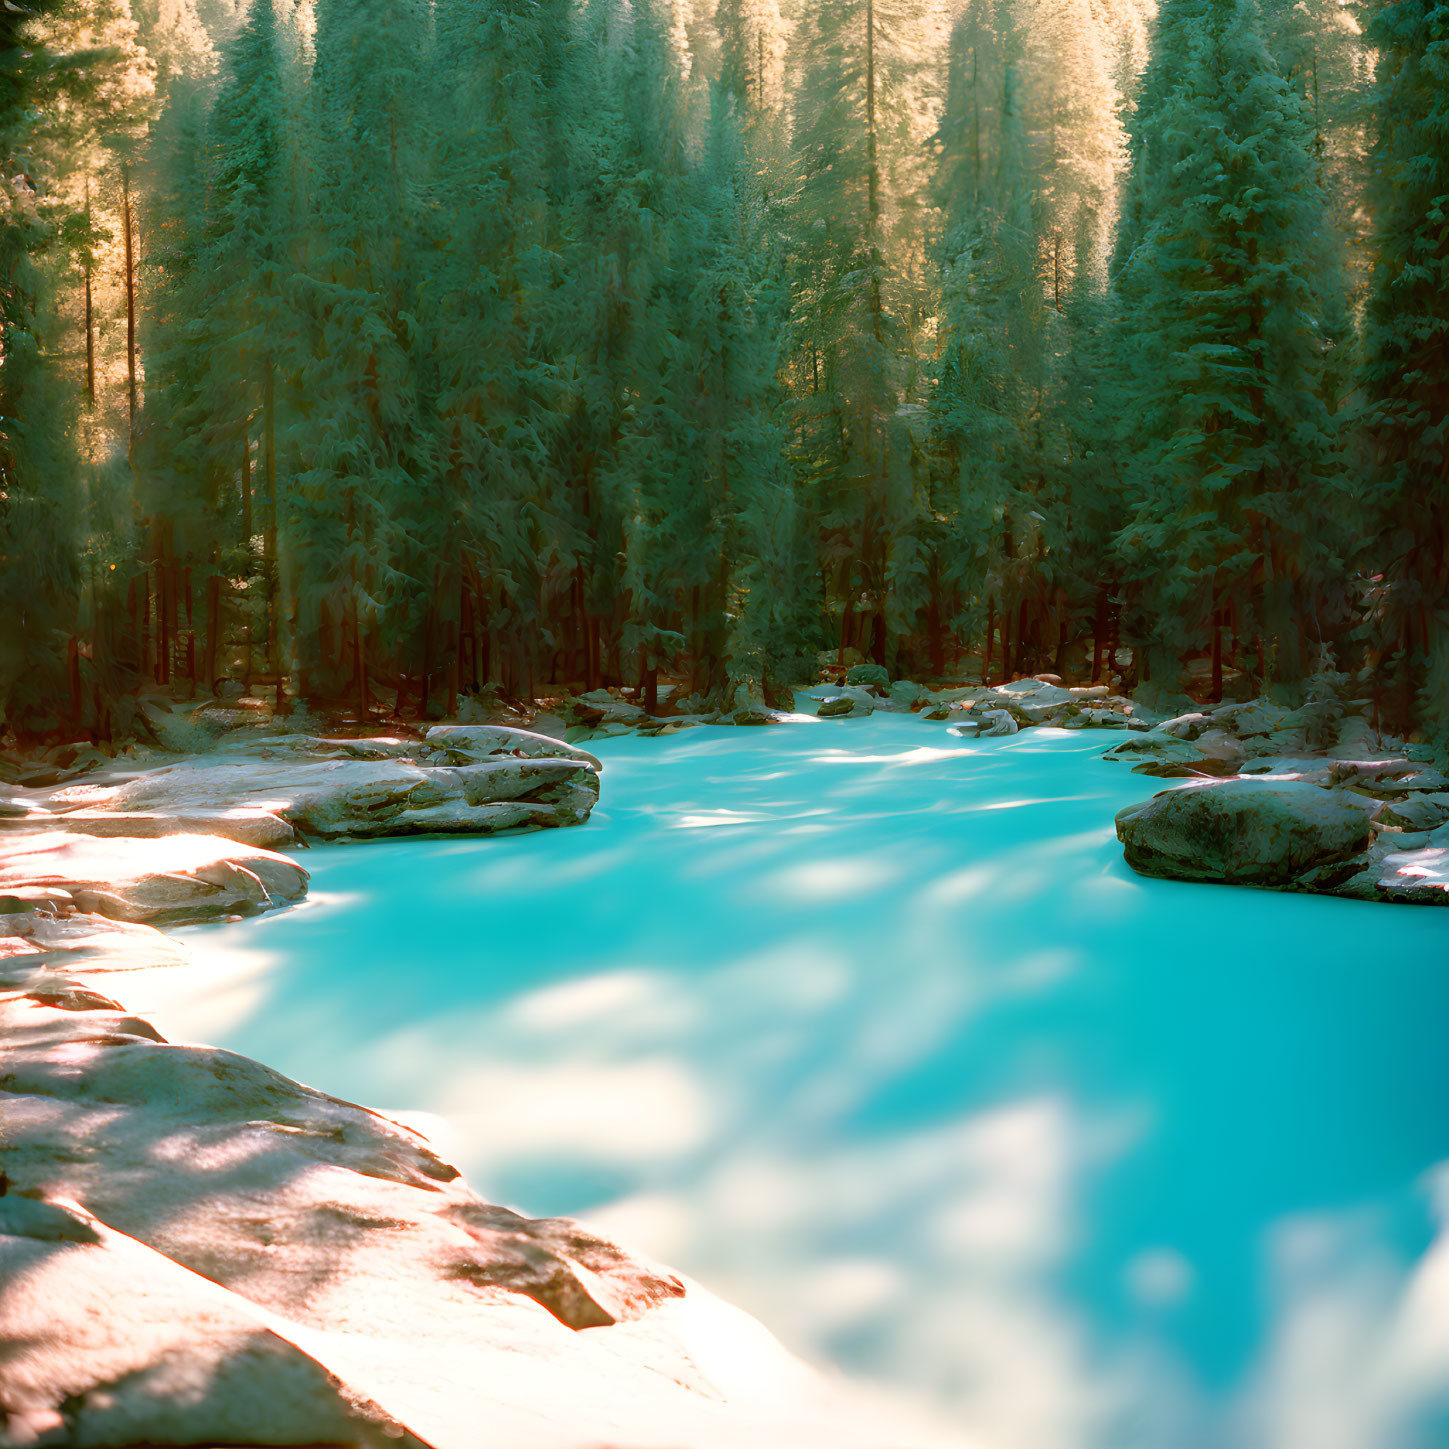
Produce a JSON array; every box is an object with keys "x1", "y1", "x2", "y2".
[
  {"x1": 0, "y1": 832, "x2": 309, "y2": 926},
  {"x1": 1376, "y1": 846, "x2": 1449, "y2": 904},
  {"x1": 1159, "y1": 712, "x2": 1210, "y2": 740},
  {"x1": 56, "y1": 752, "x2": 600, "y2": 842},
  {"x1": 1116, "y1": 778, "x2": 1374, "y2": 887},
  {"x1": 996, "y1": 679, "x2": 1074, "y2": 706},
  {"x1": 845, "y1": 663, "x2": 890, "y2": 689},
  {"x1": 1101, "y1": 730, "x2": 1213, "y2": 767},
  {"x1": 815, "y1": 695, "x2": 858, "y2": 718},
  {"x1": 949, "y1": 709, "x2": 1019, "y2": 739},
  {"x1": 1077, "y1": 708, "x2": 1130, "y2": 730},
  {"x1": 424, "y1": 725, "x2": 603, "y2": 773},
  {"x1": 1192, "y1": 729, "x2": 1248, "y2": 766}
]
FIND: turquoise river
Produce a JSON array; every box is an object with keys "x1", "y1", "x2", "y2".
[{"x1": 138, "y1": 716, "x2": 1449, "y2": 1449}]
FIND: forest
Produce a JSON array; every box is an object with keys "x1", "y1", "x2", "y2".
[{"x1": 1, "y1": 0, "x2": 1445, "y2": 746}]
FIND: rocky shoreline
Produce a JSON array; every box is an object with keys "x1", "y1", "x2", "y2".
[
  {"x1": 1, "y1": 690, "x2": 1440, "y2": 1444},
  {"x1": 0, "y1": 724, "x2": 958, "y2": 1449},
  {"x1": 564, "y1": 667, "x2": 1446, "y2": 908}
]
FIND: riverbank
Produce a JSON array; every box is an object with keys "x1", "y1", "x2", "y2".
[
  {"x1": 126, "y1": 720, "x2": 1449, "y2": 1449},
  {"x1": 0, "y1": 690, "x2": 1442, "y2": 1443},
  {"x1": 0, "y1": 723, "x2": 968, "y2": 1448}
]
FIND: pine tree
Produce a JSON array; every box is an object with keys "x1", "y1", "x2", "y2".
[
  {"x1": 788, "y1": 0, "x2": 931, "y2": 669},
  {"x1": 1357, "y1": 0, "x2": 1449, "y2": 742},
  {"x1": 1113, "y1": 0, "x2": 1343, "y2": 698}
]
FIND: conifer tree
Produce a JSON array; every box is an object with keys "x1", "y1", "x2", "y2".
[
  {"x1": 1358, "y1": 0, "x2": 1449, "y2": 740},
  {"x1": 1113, "y1": 0, "x2": 1343, "y2": 697}
]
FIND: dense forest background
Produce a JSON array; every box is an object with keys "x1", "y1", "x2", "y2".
[{"x1": 1, "y1": 0, "x2": 1445, "y2": 744}]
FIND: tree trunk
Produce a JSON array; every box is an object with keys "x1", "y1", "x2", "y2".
[
  {"x1": 926, "y1": 556, "x2": 944, "y2": 679},
  {"x1": 1090, "y1": 586, "x2": 1108, "y2": 683},
  {"x1": 83, "y1": 181, "x2": 94, "y2": 405},
  {"x1": 204, "y1": 568, "x2": 221, "y2": 693},
  {"x1": 263, "y1": 363, "x2": 282, "y2": 712},
  {"x1": 982, "y1": 598, "x2": 995, "y2": 685},
  {"x1": 122, "y1": 170, "x2": 137, "y2": 451},
  {"x1": 1211, "y1": 608, "x2": 1224, "y2": 703}
]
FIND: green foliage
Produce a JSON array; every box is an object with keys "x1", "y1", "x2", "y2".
[
  {"x1": 1, "y1": 0, "x2": 1444, "y2": 738},
  {"x1": 1112, "y1": 0, "x2": 1347, "y2": 687}
]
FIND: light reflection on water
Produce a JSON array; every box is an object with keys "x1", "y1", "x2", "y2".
[{"x1": 144, "y1": 719, "x2": 1449, "y2": 1449}]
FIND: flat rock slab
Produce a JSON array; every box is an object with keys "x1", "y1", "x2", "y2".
[
  {"x1": 56, "y1": 755, "x2": 599, "y2": 842},
  {"x1": 0, "y1": 832, "x2": 308, "y2": 925},
  {"x1": 1117, "y1": 778, "x2": 1374, "y2": 887},
  {"x1": 1378, "y1": 846, "x2": 1449, "y2": 904},
  {"x1": 0, "y1": 952, "x2": 944, "y2": 1449},
  {"x1": 0, "y1": 806, "x2": 295, "y2": 850}
]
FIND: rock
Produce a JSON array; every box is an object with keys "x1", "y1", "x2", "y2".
[
  {"x1": 1116, "y1": 778, "x2": 1375, "y2": 887},
  {"x1": 1077, "y1": 708, "x2": 1130, "y2": 729},
  {"x1": 1269, "y1": 700, "x2": 1342, "y2": 752},
  {"x1": 1327, "y1": 758, "x2": 1414, "y2": 787},
  {"x1": 888, "y1": 680, "x2": 924, "y2": 706},
  {"x1": 0, "y1": 884, "x2": 77, "y2": 914},
  {"x1": 636, "y1": 715, "x2": 710, "y2": 736},
  {"x1": 1101, "y1": 730, "x2": 1213, "y2": 767},
  {"x1": 1210, "y1": 699, "x2": 1287, "y2": 737},
  {"x1": 61, "y1": 752, "x2": 600, "y2": 842},
  {"x1": 425, "y1": 725, "x2": 603, "y2": 773},
  {"x1": 948, "y1": 709, "x2": 1019, "y2": 738},
  {"x1": 845, "y1": 663, "x2": 889, "y2": 689},
  {"x1": 1017, "y1": 700, "x2": 1076, "y2": 725},
  {"x1": 1192, "y1": 729, "x2": 1247, "y2": 766},
  {"x1": 815, "y1": 695, "x2": 858, "y2": 718},
  {"x1": 918, "y1": 705, "x2": 952, "y2": 721},
  {"x1": 1376, "y1": 847, "x2": 1449, "y2": 904},
  {"x1": 1329, "y1": 714, "x2": 1389, "y2": 759},
  {"x1": 996, "y1": 679, "x2": 1073, "y2": 706},
  {"x1": 1131, "y1": 757, "x2": 1240, "y2": 779},
  {"x1": 0, "y1": 832, "x2": 309, "y2": 926},
  {"x1": 0, "y1": 954, "x2": 923, "y2": 1449},
  {"x1": 1070, "y1": 684, "x2": 1110, "y2": 701},
  {"x1": 732, "y1": 705, "x2": 786, "y2": 726},
  {"x1": 1032, "y1": 673, "x2": 1064, "y2": 686},
  {"x1": 1159, "y1": 712, "x2": 1210, "y2": 739},
  {"x1": 1378, "y1": 796, "x2": 1448, "y2": 831},
  {"x1": 0, "y1": 806, "x2": 296, "y2": 850}
]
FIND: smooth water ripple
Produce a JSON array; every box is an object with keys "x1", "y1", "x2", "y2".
[{"x1": 142, "y1": 719, "x2": 1449, "y2": 1449}]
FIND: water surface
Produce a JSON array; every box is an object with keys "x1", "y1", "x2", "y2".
[{"x1": 145, "y1": 719, "x2": 1449, "y2": 1449}]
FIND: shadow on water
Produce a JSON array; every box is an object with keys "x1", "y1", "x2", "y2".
[{"x1": 147, "y1": 718, "x2": 1449, "y2": 1449}]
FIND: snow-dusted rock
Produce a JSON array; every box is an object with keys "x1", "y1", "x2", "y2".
[
  {"x1": 0, "y1": 832, "x2": 308, "y2": 926},
  {"x1": 0, "y1": 805, "x2": 296, "y2": 850},
  {"x1": 996, "y1": 679, "x2": 1073, "y2": 706},
  {"x1": 1376, "y1": 846, "x2": 1449, "y2": 904},
  {"x1": 54, "y1": 754, "x2": 599, "y2": 842},
  {"x1": 1159, "y1": 712, "x2": 1211, "y2": 739},
  {"x1": 949, "y1": 709, "x2": 1019, "y2": 739},
  {"x1": 0, "y1": 927, "x2": 955, "y2": 1449},
  {"x1": 425, "y1": 724, "x2": 604, "y2": 773},
  {"x1": 1116, "y1": 778, "x2": 1374, "y2": 887}
]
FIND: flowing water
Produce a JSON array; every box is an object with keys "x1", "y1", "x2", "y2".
[{"x1": 141, "y1": 718, "x2": 1449, "y2": 1449}]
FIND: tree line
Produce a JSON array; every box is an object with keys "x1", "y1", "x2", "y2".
[{"x1": 1, "y1": 0, "x2": 1445, "y2": 743}]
